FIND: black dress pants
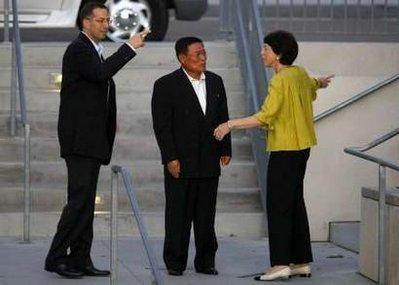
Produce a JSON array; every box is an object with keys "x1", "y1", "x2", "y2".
[
  {"x1": 163, "y1": 170, "x2": 219, "y2": 272},
  {"x1": 45, "y1": 155, "x2": 101, "y2": 268},
  {"x1": 267, "y1": 148, "x2": 313, "y2": 266}
]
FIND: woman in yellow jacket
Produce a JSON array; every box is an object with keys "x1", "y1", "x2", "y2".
[{"x1": 214, "y1": 30, "x2": 333, "y2": 281}]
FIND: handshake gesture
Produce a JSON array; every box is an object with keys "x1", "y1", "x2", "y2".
[{"x1": 128, "y1": 29, "x2": 151, "y2": 49}]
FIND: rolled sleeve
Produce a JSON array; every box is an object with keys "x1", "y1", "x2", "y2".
[{"x1": 310, "y1": 77, "x2": 319, "y2": 101}]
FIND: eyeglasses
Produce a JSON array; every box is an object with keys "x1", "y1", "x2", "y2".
[{"x1": 88, "y1": 17, "x2": 112, "y2": 25}]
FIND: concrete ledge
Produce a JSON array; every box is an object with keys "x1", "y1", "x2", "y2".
[
  {"x1": 362, "y1": 186, "x2": 399, "y2": 206},
  {"x1": 359, "y1": 188, "x2": 399, "y2": 283}
]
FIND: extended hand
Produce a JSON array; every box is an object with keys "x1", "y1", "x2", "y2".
[
  {"x1": 129, "y1": 29, "x2": 150, "y2": 49},
  {"x1": 214, "y1": 122, "x2": 231, "y2": 141},
  {"x1": 167, "y1": 159, "x2": 180, "y2": 178},
  {"x1": 317, "y1": 74, "x2": 334, "y2": 88},
  {"x1": 220, "y1": 156, "x2": 231, "y2": 166}
]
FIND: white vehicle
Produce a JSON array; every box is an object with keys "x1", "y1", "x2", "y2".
[{"x1": 0, "y1": 0, "x2": 208, "y2": 41}]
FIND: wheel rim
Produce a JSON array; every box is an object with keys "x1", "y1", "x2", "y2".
[{"x1": 106, "y1": 0, "x2": 151, "y2": 42}]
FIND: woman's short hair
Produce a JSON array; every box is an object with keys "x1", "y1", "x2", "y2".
[{"x1": 264, "y1": 30, "x2": 298, "y2": 65}]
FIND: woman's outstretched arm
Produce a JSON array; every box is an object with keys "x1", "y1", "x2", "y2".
[{"x1": 214, "y1": 116, "x2": 263, "y2": 141}]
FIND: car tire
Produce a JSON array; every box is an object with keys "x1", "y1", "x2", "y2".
[{"x1": 146, "y1": 0, "x2": 169, "y2": 41}]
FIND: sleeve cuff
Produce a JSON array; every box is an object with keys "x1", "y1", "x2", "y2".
[{"x1": 125, "y1": 43, "x2": 137, "y2": 53}]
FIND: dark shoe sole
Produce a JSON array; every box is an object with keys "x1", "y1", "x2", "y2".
[
  {"x1": 254, "y1": 275, "x2": 291, "y2": 281},
  {"x1": 293, "y1": 273, "x2": 311, "y2": 278}
]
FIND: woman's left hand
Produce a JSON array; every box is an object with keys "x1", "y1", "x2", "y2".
[
  {"x1": 317, "y1": 74, "x2": 335, "y2": 88},
  {"x1": 214, "y1": 122, "x2": 231, "y2": 141}
]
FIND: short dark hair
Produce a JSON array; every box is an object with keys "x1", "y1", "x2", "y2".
[
  {"x1": 78, "y1": 2, "x2": 109, "y2": 31},
  {"x1": 174, "y1": 37, "x2": 203, "y2": 62},
  {"x1": 264, "y1": 30, "x2": 298, "y2": 65}
]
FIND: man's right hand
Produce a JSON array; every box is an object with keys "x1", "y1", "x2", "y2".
[
  {"x1": 167, "y1": 160, "x2": 180, "y2": 179},
  {"x1": 129, "y1": 30, "x2": 150, "y2": 49}
]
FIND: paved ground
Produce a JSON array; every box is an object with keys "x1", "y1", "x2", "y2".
[{"x1": 0, "y1": 237, "x2": 375, "y2": 285}]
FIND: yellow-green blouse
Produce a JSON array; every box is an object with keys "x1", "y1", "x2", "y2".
[{"x1": 254, "y1": 65, "x2": 319, "y2": 151}]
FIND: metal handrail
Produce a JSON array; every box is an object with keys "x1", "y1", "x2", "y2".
[
  {"x1": 5, "y1": 0, "x2": 31, "y2": 242},
  {"x1": 110, "y1": 165, "x2": 163, "y2": 285},
  {"x1": 225, "y1": 0, "x2": 269, "y2": 213},
  {"x1": 344, "y1": 128, "x2": 399, "y2": 285},
  {"x1": 315, "y1": 73, "x2": 399, "y2": 122}
]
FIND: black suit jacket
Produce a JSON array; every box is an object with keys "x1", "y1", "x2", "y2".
[
  {"x1": 151, "y1": 68, "x2": 232, "y2": 178},
  {"x1": 58, "y1": 32, "x2": 136, "y2": 165}
]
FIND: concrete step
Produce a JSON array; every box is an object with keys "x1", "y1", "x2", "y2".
[
  {"x1": 0, "y1": 135, "x2": 253, "y2": 162},
  {"x1": 0, "y1": 211, "x2": 266, "y2": 238},
  {"x1": 329, "y1": 221, "x2": 360, "y2": 253},
  {"x1": 0, "y1": 160, "x2": 258, "y2": 188},
  {"x1": 0, "y1": 42, "x2": 239, "y2": 69},
  {"x1": 0, "y1": 111, "x2": 249, "y2": 138},
  {"x1": 0, "y1": 66, "x2": 243, "y2": 92},
  {"x1": 0, "y1": 186, "x2": 262, "y2": 213},
  {"x1": 0, "y1": 88, "x2": 248, "y2": 116}
]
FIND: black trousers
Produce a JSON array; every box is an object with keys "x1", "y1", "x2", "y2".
[
  {"x1": 267, "y1": 148, "x2": 313, "y2": 266},
  {"x1": 45, "y1": 155, "x2": 101, "y2": 268},
  {"x1": 163, "y1": 170, "x2": 219, "y2": 272}
]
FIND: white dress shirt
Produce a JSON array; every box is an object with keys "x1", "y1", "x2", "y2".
[{"x1": 183, "y1": 69, "x2": 207, "y2": 115}]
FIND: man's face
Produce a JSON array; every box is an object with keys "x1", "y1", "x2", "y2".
[
  {"x1": 179, "y1": 42, "x2": 207, "y2": 74},
  {"x1": 83, "y1": 8, "x2": 110, "y2": 41}
]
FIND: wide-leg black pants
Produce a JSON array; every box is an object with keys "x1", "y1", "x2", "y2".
[
  {"x1": 45, "y1": 155, "x2": 101, "y2": 268},
  {"x1": 163, "y1": 170, "x2": 219, "y2": 272},
  {"x1": 267, "y1": 148, "x2": 313, "y2": 266}
]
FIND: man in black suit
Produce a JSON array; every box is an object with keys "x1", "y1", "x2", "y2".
[
  {"x1": 151, "y1": 37, "x2": 232, "y2": 276},
  {"x1": 44, "y1": 2, "x2": 149, "y2": 279}
]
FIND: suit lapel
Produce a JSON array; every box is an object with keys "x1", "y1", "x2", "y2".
[
  {"x1": 178, "y1": 68, "x2": 205, "y2": 117},
  {"x1": 79, "y1": 32, "x2": 102, "y2": 63},
  {"x1": 205, "y1": 74, "x2": 217, "y2": 118}
]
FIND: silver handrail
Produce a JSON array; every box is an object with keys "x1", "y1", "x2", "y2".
[
  {"x1": 6, "y1": 0, "x2": 31, "y2": 242},
  {"x1": 221, "y1": 0, "x2": 270, "y2": 213},
  {"x1": 344, "y1": 128, "x2": 399, "y2": 285},
  {"x1": 110, "y1": 165, "x2": 163, "y2": 285},
  {"x1": 315, "y1": 74, "x2": 399, "y2": 122}
]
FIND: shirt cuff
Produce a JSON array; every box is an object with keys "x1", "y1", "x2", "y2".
[{"x1": 125, "y1": 42, "x2": 137, "y2": 53}]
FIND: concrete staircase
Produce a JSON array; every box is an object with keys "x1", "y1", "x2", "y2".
[{"x1": 0, "y1": 42, "x2": 265, "y2": 238}]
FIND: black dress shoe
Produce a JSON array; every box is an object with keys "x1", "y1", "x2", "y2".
[
  {"x1": 196, "y1": 267, "x2": 218, "y2": 275},
  {"x1": 79, "y1": 265, "x2": 110, "y2": 276},
  {"x1": 167, "y1": 269, "x2": 183, "y2": 276},
  {"x1": 45, "y1": 263, "x2": 84, "y2": 279}
]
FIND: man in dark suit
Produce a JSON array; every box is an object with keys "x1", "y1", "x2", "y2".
[
  {"x1": 151, "y1": 37, "x2": 232, "y2": 276},
  {"x1": 44, "y1": 2, "x2": 148, "y2": 279}
]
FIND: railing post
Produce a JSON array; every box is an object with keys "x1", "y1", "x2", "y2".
[
  {"x1": 10, "y1": 40, "x2": 17, "y2": 136},
  {"x1": 11, "y1": 0, "x2": 27, "y2": 124},
  {"x1": 378, "y1": 165, "x2": 386, "y2": 285},
  {"x1": 219, "y1": 0, "x2": 233, "y2": 38},
  {"x1": 3, "y1": 0, "x2": 10, "y2": 42},
  {"x1": 23, "y1": 123, "x2": 30, "y2": 242},
  {"x1": 110, "y1": 171, "x2": 119, "y2": 285}
]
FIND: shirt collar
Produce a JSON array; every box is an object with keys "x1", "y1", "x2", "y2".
[
  {"x1": 82, "y1": 31, "x2": 104, "y2": 57},
  {"x1": 182, "y1": 68, "x2": 206, "y2": 82}
]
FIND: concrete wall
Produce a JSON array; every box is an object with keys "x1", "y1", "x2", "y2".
[{"x1": 293, "y1": 43, "x2": 399, "y2": 241}]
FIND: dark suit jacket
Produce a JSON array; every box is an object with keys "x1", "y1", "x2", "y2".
[
  {"x1": 58, "y1": 32, "x2": 136, "y2": 165},
  {"x1": 151, "y1": 68, "x2": 232, "y2": 178}
]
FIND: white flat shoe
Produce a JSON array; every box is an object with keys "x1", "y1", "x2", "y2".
[
  {"x1": 290, "y1": 264, "x2": 311, "y2": 277},
  {"x1": 254, "y1": 267, "x2": 291, "y2": 281}
]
